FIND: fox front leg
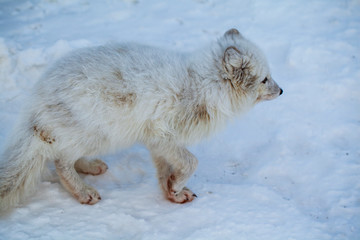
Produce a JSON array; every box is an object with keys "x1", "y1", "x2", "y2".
[{"x1": 149, "y1": 143, "x2": 198, "y2": 203}]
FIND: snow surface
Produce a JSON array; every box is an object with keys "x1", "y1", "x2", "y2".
[{"x1": 0, "y1": 0, "x2": 359, "y2": 239}]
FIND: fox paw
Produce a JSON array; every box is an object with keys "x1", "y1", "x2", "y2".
[
  {"x1": 168, "y1": 187, "x2": 197, "y2": 204},
  {"x1": 75, "y1": 185, "x2": 101, "y2": 205},
  {"x1": 75, "y1": 159, "x2": 108, "y2": 176}
]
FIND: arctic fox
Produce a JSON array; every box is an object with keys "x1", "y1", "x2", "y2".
[{"x1": 0, "y1": 29, "x2": 282, "y2": 212}]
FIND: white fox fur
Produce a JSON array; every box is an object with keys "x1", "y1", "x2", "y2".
[{"x1": 0, "y1": 29, "x2": 282, "y2": 212}]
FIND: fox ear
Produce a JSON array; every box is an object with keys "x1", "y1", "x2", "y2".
[
  {"x1": 223, "y1": 46, "x2": 250, "y2": 78},
  {"x1": 224, "y1": 28, "x2": 244, "y2": 39}
]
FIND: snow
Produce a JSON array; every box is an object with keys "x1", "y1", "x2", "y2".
[{"x1": 0, "y1": 0, "x2": 359, "y2": 239}]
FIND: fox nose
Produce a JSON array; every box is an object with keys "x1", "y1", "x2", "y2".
[{"x1": 279, "y1": 88, "x2": 283, "y2": 95}]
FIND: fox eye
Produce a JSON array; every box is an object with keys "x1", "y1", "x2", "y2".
[{"x1": 261, "y1": 77, "x2": 268, "y2": 84}]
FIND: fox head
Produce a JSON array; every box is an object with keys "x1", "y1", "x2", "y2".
[{"x1": 220, "y1": 28, "x2": 283, "y2": 104}]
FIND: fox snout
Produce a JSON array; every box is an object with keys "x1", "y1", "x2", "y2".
[{"x1": 256, "y1": 77, "x2": 283, "y2": 102}]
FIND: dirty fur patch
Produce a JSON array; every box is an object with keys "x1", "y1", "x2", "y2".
[
  {"x1": 103, "y1": 92, "x2": 137, "y2": 107},
  {"x1": 113, "y1": 70, "x2": 123, "y2": 80},
  {"x1": 176, "y1": 103, "x2": 211, "y2": 133},
  {"x1": 34, "y1": 126, "x2": 55, "y2": 144}
]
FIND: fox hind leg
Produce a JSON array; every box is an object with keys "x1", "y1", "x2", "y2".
[
  {"x1": 55, "y1": 158, "x2": 101, "y2": 205},
  {"x1": 74, "y1": 158, "x2": 108, "y2": 176}
]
